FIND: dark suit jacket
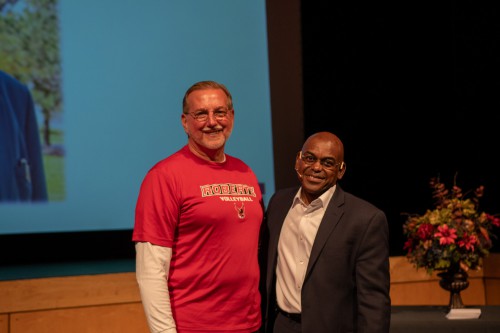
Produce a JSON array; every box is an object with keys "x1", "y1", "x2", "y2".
[
  {"x1": 262, "y1": 185, "x2": 391, "y2": 333},
  {"x1": 0, "y1": 70, "x2": 47, "y2": 202}
]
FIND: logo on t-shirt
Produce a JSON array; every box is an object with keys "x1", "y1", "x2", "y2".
[
  {"x1": 200, "y1": 183, "x2": 256, "y2": 197},
  {"x1": 234, "y1": 202, "x2": 245, "y2": 219},
  {"x1": 200, "y1": 183, "x2": 256, "y2": 219}
]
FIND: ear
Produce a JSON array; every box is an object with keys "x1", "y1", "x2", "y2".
[
  {"x1": 181, "y1": 113, "x2": 188, "y2": 133},
  {"x1": 337, "y1": 162, "x2": 346, "y2": 180}
]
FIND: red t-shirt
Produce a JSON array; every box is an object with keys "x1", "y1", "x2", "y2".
[{"x1": 133, "y1": 145, "x2": 264, "y2": 332}]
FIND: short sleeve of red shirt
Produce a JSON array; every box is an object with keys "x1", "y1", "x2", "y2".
[{"x1": 133, "y1": 158, "x2": 181, "y2": 248}]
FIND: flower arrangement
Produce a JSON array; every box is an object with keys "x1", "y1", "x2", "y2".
[{"x1": 403, "y1": 176, "x2": 500, "y2": 275}]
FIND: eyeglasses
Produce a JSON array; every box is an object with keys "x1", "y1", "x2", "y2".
[
  {"x1": 185, "y1": 109, "x2": 230, "y2": 122},
  {"x1": 299, "y1": 151, "x2": 345, "y2": 170}
]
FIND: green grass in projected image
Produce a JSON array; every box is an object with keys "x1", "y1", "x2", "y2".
[{"x1": 43, "y1": 129, "x2": 65, "y2": 201}]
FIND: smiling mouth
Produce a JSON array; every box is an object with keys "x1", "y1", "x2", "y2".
[
  {"x1": 204, "y1": 129, "x2": 223, "y2": 135},
  {"x1": 304, "y1": 174, "x2": 324, "y2": 181}
]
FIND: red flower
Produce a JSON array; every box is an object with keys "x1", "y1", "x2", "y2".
[
  {"x1": 457, "y1": 234, "x2": 477, "y2": 251},
  {"x1": 417, "y1": 223, "x2": 434, "y2": 240},
  {"x1": 403, "y1": 239, "x2": 413, "y2": 252},
  {"x1": 487, "y1": 214, "x2": 500, "y2": 227},
  {"x1": 434, "y1": 224, "x2": 457, "y2": 245}
]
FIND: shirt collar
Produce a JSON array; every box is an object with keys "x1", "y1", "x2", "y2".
[{"x1": 292, "y1": 185, "x2": 337, "y2": 208}]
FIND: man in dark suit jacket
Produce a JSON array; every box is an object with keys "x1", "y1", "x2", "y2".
[
  {"x1": 261, "y1": 131, "x2": 390, "y2": 333},
  {"x1": 0, "y1": 70, "x2": 48, "y2": 202}
]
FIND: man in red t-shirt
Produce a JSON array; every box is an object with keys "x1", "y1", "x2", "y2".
[{"x1": 133, "y1": 81, "x2": 264, "y2": 333}]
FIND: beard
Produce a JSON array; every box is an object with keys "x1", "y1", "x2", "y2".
[{"x1": 187, "y1": 124, "x2": 233, "y2": 151}]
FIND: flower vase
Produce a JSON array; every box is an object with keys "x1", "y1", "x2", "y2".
[{"x1": 437, "y1": 267, "x2": 469, "y2": 309}]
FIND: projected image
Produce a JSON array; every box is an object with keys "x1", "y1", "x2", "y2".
[
  {"x1": 0, "y1": 0, "x2": 65, "y2": 202},
  {"x1": 0, "y1": 0, "x2": 274, "y2": 235}
]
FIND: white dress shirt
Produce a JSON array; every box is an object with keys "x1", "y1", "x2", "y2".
[{"x1": 275, "y1": 185, "x2": 336, "y2": 313}]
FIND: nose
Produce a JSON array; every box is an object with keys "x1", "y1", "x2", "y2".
[
  {"x1": 206, "y1": 112, "x2": 218, "y2": 126},
  {"x1": 311, "y1": 160, "x2": 323, "y2": 170}
]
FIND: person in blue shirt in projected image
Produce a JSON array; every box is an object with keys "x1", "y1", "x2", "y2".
[{"x1": 0, "y1": 70, "x2": 48, "y2": 202}]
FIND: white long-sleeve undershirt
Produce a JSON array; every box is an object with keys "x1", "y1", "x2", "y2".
[{"x1": 135, "y1": 242, "x2": 177, "y2": 333}]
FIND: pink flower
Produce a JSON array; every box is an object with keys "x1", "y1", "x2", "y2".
[
  {"x1": 434, "y1": 224, "x2": 457, "y2": 245},
  {"x1": 487, "y1": 214, "x2": 500, "y2": 227},
  {"x1": 457, "y1": 234, "x2": 477, "y2": 251}
]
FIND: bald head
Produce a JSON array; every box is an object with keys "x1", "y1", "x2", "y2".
[{"x1": 302, "y1": 132, "x2": 344, "y2": 161}]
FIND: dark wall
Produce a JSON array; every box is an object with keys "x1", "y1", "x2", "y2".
[
  {"x1": 266, "y1": 0, "x2": 304, "y2": 190},
  {"x1": 299, "y1": 2, "x2": 500, "y2": 255}
]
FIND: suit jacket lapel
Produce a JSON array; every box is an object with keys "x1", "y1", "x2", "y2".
[{"x1": 305, "y1": 186, "x2": 345, "y2": 279}]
